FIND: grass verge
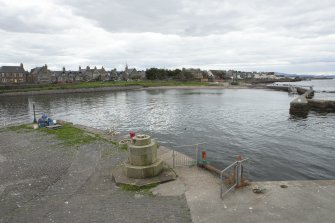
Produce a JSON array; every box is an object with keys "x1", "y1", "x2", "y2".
[
  {"x1": 7, "y1": 124, "x2": 32, "y2": 132},
  {"x1": 38, "y1": 123, "x2": 98, "y2": 146},
  {"x1": 0, "y1": 80, "x2": 210, "y2": 94}
]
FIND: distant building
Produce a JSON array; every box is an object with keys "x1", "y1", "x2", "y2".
[
  {"x1": 124, "y1": 64, "x2": 140, "y2": 80},
  {"x1": 109, "y1": 68, "x2": 118, "y2": 81},
  {"x1": 71, "y1": 67, "x2": 84, "y2": 82},
  {"x1": 0, "y1": 63, "x2": 27, "y2": 84},
  {"x1": 82, "y1": 66, "x2": 108, "y2": 81},
  {"x1": 226, "y1": 70, "x2": 234, "y2": 79},
  {"x1": 51, "y1": 67, "x2": 84, "y2": 83},
  {"x1": 210, "y1": 70, "x2": 228, "y2": 80},
  {"x1": 29, "y1": 64, "x2": 52, "y2": 84},
  {"x1": 138, "y1": 70, "x2": 146, "y2": 79},
  {"x1": 51, "y1": 67, "x2": 67, "y2": 83},
  {"x1": 206, "y1": 70, "x2": 215, "y2": 78}
]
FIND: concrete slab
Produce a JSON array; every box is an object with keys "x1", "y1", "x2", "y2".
[
  {"x1": 0, "y1": 154, "x2": 6, "y2": 163},
  {"x1": 112, "y1": 166, "x2": 177, "y2": 187},
  {"x1": 167, "y1": 166, "x2": 335, "y2": 223},
  {"x1": 151, "y1": 179, "x2": 186, "y2": 197}
]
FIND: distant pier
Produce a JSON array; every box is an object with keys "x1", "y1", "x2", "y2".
[
  {"x1": 289, "y1": 89, "x2": 314, "y2": 116},
  {"x1": 267, "y1": 84, "x2": 335, "y2": 116}
]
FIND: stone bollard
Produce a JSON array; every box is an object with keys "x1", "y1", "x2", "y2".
[{"x1": 123, "y1": 134, "x2": 163, "y2": 179}]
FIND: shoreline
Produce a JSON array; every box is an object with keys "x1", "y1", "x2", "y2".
[
  {"x1": 0, "y1": 85, "x2": 142, "y2": 97},
  {"x1": 0, "y1": 83, "x2": 269, "y2": 97}
]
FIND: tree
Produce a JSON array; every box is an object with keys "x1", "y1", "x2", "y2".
[
  {"x1": 145, "y1": 68, "x2": 159, "y2": 80},
  {"x1": 145, "y1": 68, "x2": 167, "y2": 80}
]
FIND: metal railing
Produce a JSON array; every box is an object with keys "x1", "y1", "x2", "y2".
[
  {"x1": 220, "y1": 158, "x2": 249, "y2": 199},
  {"x1": 171, "y1": 143, "x2": 250, "y2": 200},
  {"x1": 172, "y1": 142, "x2": 206, "y2": 168}
]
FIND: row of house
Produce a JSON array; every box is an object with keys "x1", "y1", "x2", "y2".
[
  {"x1": 0, "y1": 64, "x2": 145, "y2": 85},
  {"x1": 208, "y1": 70, "x2": 281, "y2": 80},
  {"x1": 0, "y1": 63, "x2": 286, "y2": 85}
]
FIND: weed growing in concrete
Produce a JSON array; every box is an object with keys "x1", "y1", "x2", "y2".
[{"x1": 120, "y1": 183, "x2": 158, "y2": 192}]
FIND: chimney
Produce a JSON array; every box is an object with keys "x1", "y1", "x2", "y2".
[
  {"x1": 86, "y1": 66, "x2": 90, "y2": 70},
  {"x1": 20, "y1": 63, "x2": 23, "y2": 68},
  {"x1": 79, "y1": 66, "x2": 81, "y2": 72},
  {"x1": 62, "y1": 67, "x2": 65, "y2": 72},
  {"x1": 45, "y1": 64, "x2": 48, "y2": 69}
]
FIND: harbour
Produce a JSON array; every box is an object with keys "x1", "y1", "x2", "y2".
[{"x1": 1, "y1": 82, "x2": 335, "y2": 181}]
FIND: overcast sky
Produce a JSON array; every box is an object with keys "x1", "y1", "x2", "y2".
[{"x1": 0, "y1": 0, "x2": 335, "y2": 74}]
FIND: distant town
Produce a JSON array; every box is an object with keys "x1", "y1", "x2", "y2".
[{"x1": 0, "y1": 63, "x2": 332, "y2": 85}]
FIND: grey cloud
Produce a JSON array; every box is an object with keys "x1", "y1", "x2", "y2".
[
  {"x1": 56, "y1": 0, "x2": 247, "y2": 36},
  {"x1": 56, "y1": 0, "x2": 335, "y2": 37},
  {"x1": 0, "y1": 0, "x2": 335, "y2": 74}
]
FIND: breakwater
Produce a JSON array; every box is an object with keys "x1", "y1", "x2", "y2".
[
  {"x1": 0, "y1": 85, "x2": 142, "y2": 97},
  {"x1": 289, "y1": 89, "x2": 314, "y2": 116},
  {"x1": 308, "y1": 99, "x2": 335, "y2": 112},
  {"x1": 267, "y1": 84, "x2": 313, "y2": 95},
  {"x1": 267, "y1": 84, "x2": 335, "y2": 116}
]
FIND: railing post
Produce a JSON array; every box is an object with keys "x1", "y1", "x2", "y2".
[
  {"x1": 195, "y1": 144, "x2": 199, "y2": 165},
  {"x1": 220, "y1": 171, "x2": 223, "y2": 199},
  {"x1": 172, "y1": 149, "x2": 175, "y2": 168},
  {"x1": 236, "y1": 161, "x2": 242, "y2": 188}
]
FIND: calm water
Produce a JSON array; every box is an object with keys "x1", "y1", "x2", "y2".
[{"x1": 1, "y1": 87, "x2": 335, "y2": 181}]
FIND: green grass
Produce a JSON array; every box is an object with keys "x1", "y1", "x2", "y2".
[
  {"x1": 0, "y1": 80, "x2": 209, "y2": 94},
  {"x1": 7, "y1": 124, "x2": 32, "y2": 132},
  {"x1": 120, "y1": 183, "x2": 158, "y2": 192},
  {"x1": 38, "y1": 123, "x2": 98, "y2": 146}
]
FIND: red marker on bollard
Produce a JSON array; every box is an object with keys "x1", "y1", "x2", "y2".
[
  {"x1": 129, "y1": 132, "x2": 135, "y2": 139},
  {"x1": 202, "y1": 151, "x2": 207, "y2": 161}
]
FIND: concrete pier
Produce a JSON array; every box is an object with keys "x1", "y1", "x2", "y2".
[
  {"x1": 267, "y1": 85, "x2": 312, "y2": 95},
  {"x1": 269, "y1": 84, "x2": 335, "y2": 115},
  {"x1": 155, "y1": 147, "x2": 335, "y2": 223},
  {"x1": 290, "y1": 90, "x2": 335, "y2": 116},
  {"x1": 308, "y1": 99, "x2": 335, "y2": 112},
  {"x1": 290, "y1": 95, "x2": 309, "y2": 116},
  {"x1": 289, "y1": 90, "x2": 314, "y2": 116}
]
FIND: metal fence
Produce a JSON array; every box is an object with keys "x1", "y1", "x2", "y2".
[
  {"x1": 171, "y1": 143, "x2": 250, "y2": 200},
  {"x1": 220, "y1": 158, "x2": 249, "y2": 199},
  {"x1": 172, "y1": 142, "x2": 206, "y2": 168}
]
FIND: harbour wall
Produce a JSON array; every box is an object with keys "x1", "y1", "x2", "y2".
[
  {"x1": 268, "y1": 85, "x2": 335, "y2": 115},
  {"x1": 289, "y1": 89, "x2": 335, "y2": 116}
]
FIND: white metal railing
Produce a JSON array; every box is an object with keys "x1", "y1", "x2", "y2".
[
  {"x1": 220, "y1": 158, "x2": 249, "y2": 199},
  {"x1": 172, "y1": 142, "x2": 207, "y2": 168}
]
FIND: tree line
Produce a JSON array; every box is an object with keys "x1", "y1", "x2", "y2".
[{"x1": 145, "y1": 68, "x2": 208, "y2": 81}]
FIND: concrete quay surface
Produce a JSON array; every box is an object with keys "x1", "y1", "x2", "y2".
[
  {"x1": 1, "y1": 125, "x2": 335, "y2": 223},
  {"x1": 0, "y1": 129, "x2": 191, "y2": 223},
  {"x1": 156, "y1": 147, "x2": 335, "y2": 223}
]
